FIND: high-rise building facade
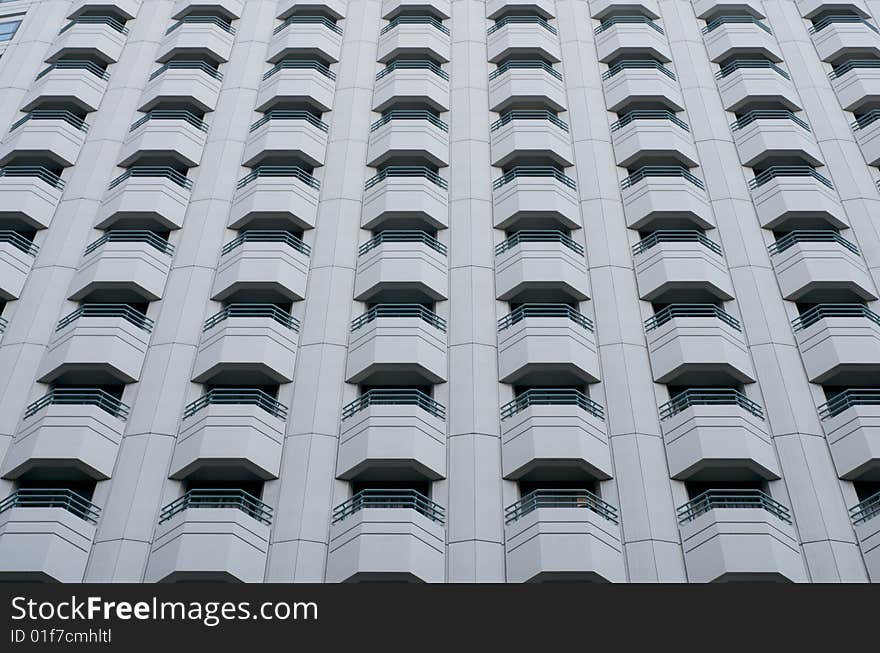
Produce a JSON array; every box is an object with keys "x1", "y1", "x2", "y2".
[{"x1": 0, "y1": 0, "x2": 878, "y2": 584}]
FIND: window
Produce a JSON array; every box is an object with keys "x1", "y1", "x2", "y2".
[{"x1": 0, "y1": 19, "x2": 20, "y2": 42}]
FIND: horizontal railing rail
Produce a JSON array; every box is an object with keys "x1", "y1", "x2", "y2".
[
  {"x1": 250, "y1": 109, "x2": 328, "y2": 132},
  {"x1": 382, "y1": 14, "x2": 449, "y2": 35},
  {"x1": 490, "y1": 109, "x2": 568, "y2": 132},
  {"x1": 810, "y1": 14, "x2": 879, "y2": 34},
  {"x1": 358, "y1": 230, "x2": 447, "y2": 256},
  {"x1": 0, "y1": 165, "x2": 65, "y2": 189},
  {"x1": 236, "y1": 165, "x2": 320, "y2": 190},
  {"x1": 716, "y1": 58, "x2": 790, "y2": 80},
  {"x1": 274, "y1": 14, "x2": 343, "y2": 35},
  {"x1": 0, "y1": 316, "x2": 6, "y2": 333},
  {"x1": 703, "y1": 15, "x2": 772, "y2": 35},
  {"x1": 792, "y1": 303, "x2": 880, "y2": 331},
  {"x1": 500, "y1": 388, "x2": 604, "y2": 420},
  {"x1": 351, "y1": 304, "x2": 446, "y2": 332},
  {"x1": 56, "y1": 303, "x2": 154, "y2": 332},
  {"x1": 0, "y1": 230, "x2": 39, "y2": 256},
  {"x1": 678, "y1": 489, "x2": 791, "y2": 523},
  {"x1": 24, "y1": 387, "x2": 130, "y2": 420},
  {"x1": 108, "y1": 166, "x2": 192, "y2": 190},
  {"x1": 221, "y1": 229, "x2": 311, "y2": 257},
  {"x1": 495, "y1": 229, "x2": 583, "y2": 256},
  {"x1": 492, "y1": 165, "x2": 576, "y2": 190},
  {"x1": 149, "y1": 60, "x2": 223, "y2": 81},
  {"x1": 489, "y1": 14, "x2": 556, "y2": 35},
  {"x1": 829, "y1": 58, "x2": 880, "y2": 79},
  {"x1": 595, "y1": 15, "x2": 663, "y2": 34},
  {"x1": 748, "y1": 165, "x2": 833, "y2": 190},
  {"x1": 160, "y1": 489, "x2": 273, "y2": 525},
  {"x1": 730, "y1": 109, "x2": 810, "y2": 132},
  {"x1": 645, "y1": 304, "x2": 741, "y2": 332},
  {"x1": 203, "y1": 303, "x2": 300, "y2": 331},
  {"x1": 166, "y1": 15, "x2": 235, "y2": 35},
  {"x1": 850, "y1": 490, "x2": 880, "y2": 525},
  {"x1": 602, "y1": 59, "x2": 675, "y2": 81},
  {"x1": 497, "y1": 303, "x2": 594, "y2": 332},
  {"x1": 332, "y1": 489, "x2": 445, "y2": 524},
  {"x1": 10, "y1": 109, "x2": 89, "y2": 132},
  {"x1": 610, "y1": 109, "x2": 688, "y2": 132},
  {"x1": 631, "y1": 229, "x2": 722, "y2": 256},
  {"x1": 129, "y1": 109, "x2": 207, "y2": 132},
  {"x1": 364, "y1": 165, "x2": 447, "y2": 190},
  {"x1": 489, "y1": 59, "x2": 561, "y2": 81},
  {"x1": 620, "y1": 165, "x2": 704, "y2": 190},
  {"x1": 376, "y1": 59, "x2": 448, "y2": 81},
  {"x1": 370, "y1": 109, "x2": 448, "y2": 132},
  {"x1": 59, "y1": 15, "x2": 128, "y2": 34},
  {"x1": 84, "y1": 230, "x2": 174, "y2": 256},
  {"x1": 852, "y1": 108, "x2": 880, "y2": 130},
  {"x1": 767, "y1": 229, "x2": 859, "y2": 256},
  {"x1": 342, "y1": 389, "x2": 446, "y2": 420},
  {"x1": 818, "y1": 388, "x2": 880, "y2": 419},
  {"x1": 659, "y1": 388, "x2": 764, "y2": 420},
  {"x1": 505, "y1": 490, "x2": 618, "y2": 524},
  {"x1": 0, "y1": 488, "x2": 101, "y2": 524},
  {"x1": 183, "y1": 388, "x2": 288, "y2": 420},
  {"x1": 262, "y1": 58, "x2": 335, "y2": 81},
  {"x1": 35, "y1": 59, "x2": 109, "y2": 81}
]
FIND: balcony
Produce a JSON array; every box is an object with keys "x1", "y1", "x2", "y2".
[
  {"x1": 256, "y1": 60, "x2": 336, "y2": 113},
  {"x1": 97, "y1": 167, "x2": 192, "y2": 230},
  {"x1": 48, "y1": 16, "x2": 128, "y2": 64},
  {"x1": 810, "y1": 15, "x2": 880, "y2": 62},
  {"x1": 243, "y1": 110, "x2": 329, "y2": 168},
  {"x1": 768, "y1": 231, "x2": 876, "y2": 301},
  {"x1": 146, "y1": 490, "x2": 271, "y2": 583},
  {"x1": 172, "y1": 0, "x2": 243, "y2": 19},
  {"x1": 793, "y1": 305, "x2": 880, "y2": 384},
  {"x1": 646, "y1": 305, "x2": 754, "y2": 385},
  {"x1": 701, "y1": 15, "x2": 780, "y2": 63},
  {"x1": 69, "y1": 1, "x2": 141, "y2": 19},
  {"x1": 140, "y1": 61, "x2": 223, "y2": 113},
  {"x1": 492, "y1": 166, "x2": 579, "y2": 230},
  {"x1": 497, "y1": 305, "x2": 599, "y2": 384},
  {"x1": 500, "y1": 389, "x2": 611, "y2": 480},
  {"x1": 591, "y1": 1, "x2": 659, "y2": 19},
  {"x1": 157, "y1": 16, "x2": 235, "y2": 63},
  {"x1": 385, "y1": 0, "x2": 449, "y2": 19},
  {"x1": 119, "y1": 110, "x2": 208, "y2": 168},
  {"x1": 730, "y1": 110, "x2": 821, "y2": 168},
  {"x1": 362, "y1": 167, "x2": 448, "y2": 230},
  {"x1": 828, "y1": 59, "x2": 880, "y2": 111},
  {"x1": 797, "y1": 1, "x2": 869, "y2": 18},
  {"x1": 490, "y1": 110, "x2": 572, "y2": 167},
  {"x1": 38, "y1": 304, "x2": 153, "y2": 385},
  {"x1": 3, "y1": 389, "x2": 129, "y2": 480},
  {"x1": 594, "y1": 16, "x2": 669, "y2": 63},
  {"x1": 488, "y1": 0, "x2": 554, "y2": 19},
  {"x1": 632, "y1": 231, "x2": 734, "y2": 301},
  {"x1": 368, "y1": 111, "x2": 448, "y2": 168},
  {"x1": 346, "y1": 305, "x2": 447, "y2": 384},
  {"x1": 338, "y1": 390, "x2": 446, "y2": 480},
  {"x1": 0, "y1": 166, "x2": 65, "y2": 229},
  {"x1": 677, "y1": 490, "x2": 804, "y2": 582},
  {"x1": 495, "y1": 231, "x2": 589, "y2": 302},
  {"x1": 749, "y1": 166, "x2": 843, "y2": 230},
  {"x1": 504, "y1": 490, "x2": 624, "y2": 582},
  {"x1": 716, "y1": 60, "x2": 799, "y2": 112},
  {"x1": 601, "y1": 60, "x2": 683, "y2": 113},
  {"x1": 192, "y1": 304, "x2": 300, "y2": 384},
  {"x1": 23, "y1": 60, "x2": 109, "y2": 113},
  {"x1": 610, "y1": 110, "x2": 697, "y2": 168},
  {"x1": 0, "y1": 110, "x2": 89, "y2": 168},
  {"x1": 487, "y1": 16, "x2": 560, "y2": 64},
  {"x1": 354, "y1": 232, "x2": 448, "y2": 302},
  {"x1": 658, "y1": 389, "x2": 778, "y2": 480},
  {"x1": 819, "y1": 389, "x2": 880, "y2": 479},
  {"x1": 373, "y1": 60, "x2": 449, "y2": 113},
  {"x1": 622, "y1": 167, "x2": 711, "y2": 230},
  {"x1": 378, "y1": 15, "x2": 450, "y2": 63},
  {"x1": 70, "y1": 231, "x2": 175, "y2": 302},
  {"x1": 171, "y1": 389, "x2": 288, "y2": 480},
  {"x1": 489, "y1": 60, "x2": 566, "y2": 113},
  {"x1": 0, "y1": 490, "x2": 99, "y2": 582},
  {"x1": 0, "y1": 232, "x2": 39, "y2": 300},
  {"x1": 268, "y1": 15, "x2": 343, "y2": 64},
  {"x1": 211, "y1": 231, "x2": 311, "y2": 302},
  {"x1": 228, "y1": 166, "x2": 320, "y2": 231},
  {"x1": 850, "y1": 110, "x2": 880, "y2": 165},
  {"x1": 850, "y1": 491, "x2": 880, "y2": 581},
  {"x1": 327, "y1": 489, "x2": 445, "y2": 582}
]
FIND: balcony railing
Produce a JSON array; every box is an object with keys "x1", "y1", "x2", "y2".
[
  {"x1": 749, "y1": 165, "x2": 834, "y2": 190},
  {"x1": 490, "y1": 109, "x2": 568, "y2": 132},
  {"x1": 250, "y1": 109, "x2": 328, "y2": 132},
  {"x1": 495, "y1": 229, "x2": 583, "y2": 256},
  {"x1": 56, "y1": 303, "x2": 154, "y2": 332},
  {"x1": 35, "y1": 59, "x2": 109, "y2": 81},
  {"x1": 358, "y1": 230, "x2": 447, "y2": 256},
  {"x1": 84, "y1": 230, "x2": 175, "y2": 256},
  {"x1": 59, "y1": 15, "x2": 129, "y2": 34},
  {"x1": 500, "y1": 388, "x2": 604, "y2": 420},
  {"x1": 702, "y1": 15, "x2": 772, "y2": 35},
  {"x1": 370, "y1": 109, "x2": 448, "y2": 132},
  {"x1": 149, "y1": 60, "x2": 223, "y2": 81},
  {"x1": 341, "y1": 389, "x2": 446, "y2": 420},
  {"x1": 160, "y1": 489, "x2": 273, "y2": 525},
  {"x1": 489, "y1": 14, "x2": 556, "y2": 35},
  {"x1": 203, "y1": 303, "x2": 300, "y2": 332},
  {"x1": 108, "y1": 166, "x2": 192, "y2": 190},
  {"x1": 730, "y1": 109, "x2": 810, "y2": 132},
  {"x1": 767, "y1": 229, "x2": 859, "y2": 256},
  {"x1": 497, "y1": 303, "x2": 594, "y2": 332},
  {"x1": 10, "y1": 109, "x2": 89, "y2": 132},
  {"x1": 851, "y1": 108, "x2": 880, "y2": 130},
  {"x1": 221, "y1": 229, "x2": 311, "y2": 257},
  {"x1": 236, "y1": 165, "x2": 320, "y2": 191},
  {"x1": 0, "y1": 230, "x2": 39, "y2": 256},
  {"x1": 183, "y1": 388, "x2": 288, "y2": 420},
  {"x1": 602, "y1": 59, "x2": 675, "y2": 81},
  {"x1": 364, "y1": 165, "x2": 447, "y2": 190},
  {"x1": 129, "y1": 109, "x2": 207, "y2": 132},
  {"x1": 24, "y1": 387, "x2": 130, "y2": 420},
  {"x1": 505, "y1": 489, "x2": 618, "y2": 525},
  {"x1": 262, "y1": 58, "x2": 335, "y2": 81},
  {"x1": 382, "y1": 14, "x2": 449, "y2": 35},
  {"x1": 0, "y1": 316, "x2": 6, "y2": 333},
  {"x1": 828, "y1": 58, "x2": 880, "y2": 79},
  {"x1": 489, "y1": 59, "x2": 561, "y2": 81},
  {"x1": 631, "y1": 230, "x2": 723, "y2": 257},
  {"x1": 716, "y1": 59, "x2": 790, "y2": 80},
  {"x1": 677, "y1": 489, "x2": 791, "y2": 524},
  {"x1": 610, "y1": 109, "x2": 688, "y2": 132},
  {"x1": 274, "y1": 14, "x2": 343, "y2": 36},
  {"x1": 166, "y1": 15, "x2": 235, "y2": 35},
  {"x1": 595, "y1": 15, "x2": 663, "y2": 35},
  {"x1": 0, "y1": 165, "x2": 65, "y2": 190},
  {"x1": 350, "y1": 304, "x2": 446, "y2": 332},
  {"x1": 818, "y1": 388, "x2": 880, "y2": 419},
  {"x1": 850, "y1": 490, "x2": 880, "y2": 525},
  {"x1": 620, "y1": 165, "x2": 704, "y2": 190},
  {"x1": 492, "y1": 165, "x2": 576, "y2": 190},
  {"x1": 644, "y1": 304, "x2": 741, "y2": 332},
  {"x1": 659, "y1": 388, "x2": 764, "y2": 420},
  {"x1": 332, "y1": 489, "x2": 445, "y2": 524},
  {"x1": 792, "y1": 303, "x2": 880, "y2": 331},
  {"x1": 376, "y1": 59, "x2": 448, "y2": 81},
  {"x1": 810, "y1": 15, "x2": 879, "y2": 35},
  {"x1": 0, "y1": 488, "x2": 101, "y2": 524}
]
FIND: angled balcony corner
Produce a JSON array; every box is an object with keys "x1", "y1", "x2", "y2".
[
  {"x1": 0, "y1": 166, "x2": 66, "y2": 230},
  {"x1": 385, "y1": 0, "x2": 448, "y2": 20},
  {"x1": 749, "y1": 166, "x2": 843, "y2": 230},
  {"x1": 69, "y1": 0, "x2": 141, "y2": 20},
  {"x1": 716, "y1": 60, "x2": 799, "y2": 112},
  {"x1": 610, "y1": 110, "x2": 697, "y2": 169},
  {"x1": 228, "y1": 166, "x2": 320, "y2": 231},
  {"x1": 701, "y1": 15, "x2": 780, "y2": 63},
  {"x1": 256, "y1": 59, "x2": 337, "y2": 113},
  {"x1": 793, "y1": 305, "x2": 880, "y2": 385},
  {"x1": 353, "y1": 231, "x2": 448, "y2": 302},
  {"x1": 488, "y1": 60, "x2": 566, "y2": 113},
  {"x1": 327, "y1": 489, "x2": 446, "y2": 583},
  {"x1": 730, "y1": 110, "x2": 821, "y2": 168},
  {"x1": 819, "y1": 389, "x2": 880, "y2": 480},
  {"x1": 591, "y1": 0, "x2": 659, "y2": 20},
  {"x1": 495, "y1": 231, "x2": 589, "y2": 302},
  {"x1": 620, "y1": 166, "x2": 711, "y2": 229},
  {"x1": 490, "y1": 110, "x2": 572, "y2": 168},
  {"x1": 244, "y1": 110, "x2": 330, "y2": 168},
  {"x1": 828, "y1": 59, "x2": 880, "y2": 111},
  {"x1": 212, "y1": 231, "x2": 310, "y2": 303},
  {"x1": 797, "y1": 0, "x2": 869, "y2": 19},
  {"x1": 97, "y1": 167, "x2": 192, "y2": 231},
  {"x1": 0, "y1": 110, "x2": 90, "y2": 168},
  {"x1": 48, "y1": 16, "x2": 129, "y2": 64},
  {"x1": 157, "y1": 16, "x2": 236, "y2": 64},
  {"x1": 809, "y1": 15, "x2": 880, "y2": 62},
  {"x1": 488, "y1": 0, "x2": 555, "y2": 20},
  {"x1": 487, "y1": 15, "x2": 560, "y2": 64},
  {"x1": 378, "y1": 15, "x2": 450, "y2": 64},
  {"x1": 601, "y1": 60, "x2": 683, "y2": 113},
  {"x1": 594, "y1": 15, "x2": 670, "y2": 64},
  {"x1": 361, "y1": 166, "x2": 449, "y2": 229},
  {"x1": 851, "y1": 109, "x2": 880, "y2": 165},
  {"x1": 492, "y1": 166, "x2": 579, "y2": 230},
  {"x1": 119, "y1": 110, "x2": 209, "y2": 168},
  {"x1": 372, "y1": 60, "x2": 450, "y2": 113},
  {"x1": 268, "y1": 15, "x2": 344, "y2": 65},
  {"x1": 172, "y1": 0, "x2": 244, "y2": 19},
  {"x1": 140, "y1": 60, "x2": 223, "y2": 113},
  {"x1": 368, "y1": 111, "x2": 449, "y2": 168},
  {"x1": 22, "y1": 60, "x2": 110, "y2": 114},
  {"x1": 850, "y1": 491, "x2": 880, "y2": 581},
  {"x1": 0, "y1": 232, "x2": 39, "y2": 300}
]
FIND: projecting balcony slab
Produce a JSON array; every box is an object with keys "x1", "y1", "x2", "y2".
[
  {"x1": 823, "y1": 405, "x2": 880, "y2": 479},
  {"x1": 119, "y1": 118, "x2": 207, "y2": 168},
  {"x1": 353, "y1": 241, "x2": 448, "y2": 302},
  {"x1": 156, "y1": 22, "x2": 234, "y2": 63},
  {"x1": 346, "y1": 317, "x2": 447, "y2": 384},
  {"x1": 703, "y1": 23, "x2": 781, "y2": 63},
  {"x1": 602, "y1": 68, "x2": 684, "y2": 113},
  {"x1": 47, "y1": 21, "x2": 126, "y2": 64},
  {"x1": 146, "y1": 509, "x2": 269, "y2": 583},
  {"x1": 490, "y1": 118, "x2": 572, "y2": 167},
  {"x1": 361, "y1": 177, "x2": 448, "y2": 229},
  {"x1": 591, "y1": 0, "x2": 659, "y2": 19},
  {"x1": 489, "y1": 0, "x2": 554, "y2": 19},
  {"x1": 377, "y1": 23, "x2": 450, "y2": 63},
  {"x1": 495, "y1": 241, "x2": 589, "y2": 301},
  {"x1": 797, "y1": 0, "x2": 869, "y2": 18},
  {"x1": 256, "y1": 67, "x2": 336, "y2": 113},
  {"x1": 69, "y1": 0, "x2": 141, "y2": 19},
  {"x1": 0, "y1": 176, "x2": 64, "y2": 229},
  {"x1": 243, "y1": 119, "x2": 328, "y2": 168},
  {"x1": 0, "y1": 241, "x2": 35, "y2": 300},
  {"x1": 367, "y1": 120, "x2": 449, "y2": 168},
  {"x1": 732, "y1": 118, "x2": 822, "y2": 168},
  {"x1": 211, "y1": 241, "x2": 310, "y2": 302},
  {"x1": 487, "y1": 23, "x2": 560, "y2": 64},
  {"x1": 96, "y1": 176, "x2": 191, "y2": 230},
  {"x1": 172, "y1": 0, "x2": 244, "y2": 19},
  {"x1": 679, "y1": 508, "x2": 805, "y2": 582},
  {"x1": 830, "y1": 67, "x2": 880, "y2": 111},
  {"x1": 228, "y1": 177, "x2": 319, "y2": 231},
  {"x1": 140, "y1": 66, "x2": 222, "y2": 113},
  {"x1": 718, "y1": 68, "x2": 800, "y2": 112},
  {"x1": 22, "y1": 68, "x2": 108, "y2": 113},
  {"x1": 268, "y1": 23, "x2": 343, "y2": 64},
  {"x1": 501, "y1": 405, "x2": 611, "y2": 480},
  {"x1": 386, "y1": 0, "x2": 449, "y2": 18},
  {"x1": 813, "y1": 22, "x2": 880, "y2": 62},
  {"x1": 373, "y1": 69, "x2": 449, "y2": 113},
  {"x1": 69, "y1": 240, "x2": 173, "y2": 302},
  {"x1": 796, "y1": 317, "x2": 880, "y2": 384},
  {"x1": 595, "y1": 23, "x2": 670, "y2": 63},
  {"x1": 192, "y1": 317, "x2": 298, "y2": 384},
  {"x1": 489, "y1": 67, "x2": 566, "y2": 112},
  {"x1": 612, "y1": 121, "x2": 698, "y2": 169},
  {"x1": 770, "y1": 241, "x2": 876, "y2": 301},
  {"x1": 171, "y1": 404, "x2": 285, "y2": 480},
  {"x1": 751, "y1": 176, "x2": 844, "y2": 230},
  {"x1": 498, "y1": 317, "x2": 599, "y2": 384},
  {"x1": 327, "y1": 508, "x2": 445, "y2": 582},
  {"x1": 0, "y1": 118, "x2": 87, "y2": 168},
  {"x1": 660, "y1": 405, "x2": 778, "y2": 480},
  {"x1": 505, "y1": 507, "x2": 625, "y2": 583},
  {"x1": 492, "y1": 177, "x2": 579, "y2": 230},
  {"x1": 854, "y1": 512, "x2": 880, "y2": 581},
  {"x1": 853, "y1": 116, "x2": 880, "y2": 165},
  {"x1": 3, "y1": 404, "x2": 125, "y2": 480},
  {"x1": 633, "y1": 241, "x2": 734, "y2": 301},
  {"x1": 0, "y1": 508, "x2": 95, "y2": 582}
]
